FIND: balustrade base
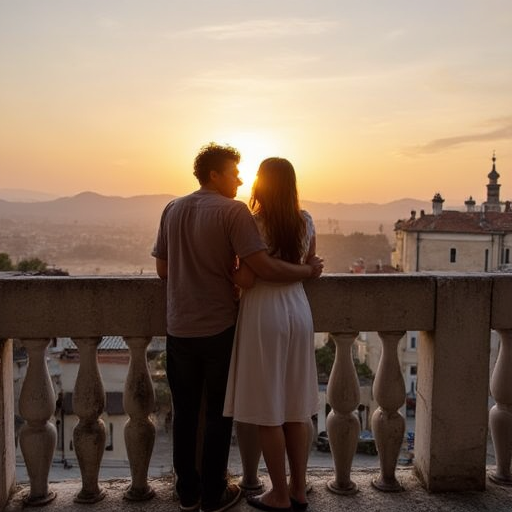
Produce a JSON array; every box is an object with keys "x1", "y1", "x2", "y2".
[
  {"x1": 22, "y1": 490, "x2": 56, "y2": 507},
  {"x1": 326, "y1": 479, "x2": 358, "y2": 495},
  {"x1": 238, "y1": 477, "x2": 264, "y2": 492},
  {"x1": 73, "y1": 488, "x2": 106, "y2": 504},
  {"x1": 488, "y1": 473, "x2": 512, "y2": 486},
  {"x1": 371, "y1": 477, "x2": 404, "y2": 493},
  {"x1": 123, "y1": 485, "x2": 155, "y2": 501}
]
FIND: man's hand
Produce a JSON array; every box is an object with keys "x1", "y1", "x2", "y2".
[
  {"x1": 306, "y1": 254, "x2": 324, "y2": 278},
  {"x1": 155, "y1": 257, "x2": 168, "y2": 279}
]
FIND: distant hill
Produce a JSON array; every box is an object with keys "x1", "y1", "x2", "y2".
[
  {"x1": 302, "y1": 198, "x2": 433, "y2": 222},
  {"x1": 0, "y1": 191, "x2": 176, "y2": 226},
  {"x1": 0, "y1": 191, "x2": 458, "y2": 233},
  {"x1": 0, "y1": 188, "x2": 59, "y2": 202}
]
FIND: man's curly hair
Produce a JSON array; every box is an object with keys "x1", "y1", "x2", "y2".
[{"x1": 193, "y1": 142, "x2": 241, "y2": 185}]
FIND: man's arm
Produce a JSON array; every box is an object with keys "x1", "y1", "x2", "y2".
[
  {"x1": 233, "y1": 260, "x2": 256, "y2": 288},
  {"x1": 243, "y1": 250, "x2": 323, "y2": 282},
  {"x1": 155, "y1": 258, "x2": 168, "y2": 279}
]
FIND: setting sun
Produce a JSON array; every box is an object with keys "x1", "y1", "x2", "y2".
[{"x1": 220, "y1": 132, "x2": 287, "y2": 198}]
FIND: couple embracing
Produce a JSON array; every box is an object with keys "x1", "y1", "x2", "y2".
[{"x1": 152, "y1": 142, "x2": 323, "y2": 512}]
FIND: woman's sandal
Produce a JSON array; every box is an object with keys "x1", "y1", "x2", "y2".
[{"x1": 247, "y1": 495, "x2": 292, "y2": 512}]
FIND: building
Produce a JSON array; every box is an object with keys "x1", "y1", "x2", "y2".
[
  {"x1": 361, "y1": 153, "x2": 511, "y2": 424},
  {"x1": 392, "y1": 153, "x2": 512, "y2": 273}
]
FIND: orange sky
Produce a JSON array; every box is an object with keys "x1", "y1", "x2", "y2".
[{"x1": 1, "y1": 1, "x2": 512, "y2": 204}]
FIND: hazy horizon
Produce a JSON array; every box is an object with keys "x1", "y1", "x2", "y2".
[
  {"x1": 1, "y1": 1, "x2": 511, "y2": 204},
  {"x1": 0, "y1": 186, "x2": 468, "y2": 208}
]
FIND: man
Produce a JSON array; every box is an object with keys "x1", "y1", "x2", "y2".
[{"x1": 152, "y1": 142, "x2": 323, "y2": 512}]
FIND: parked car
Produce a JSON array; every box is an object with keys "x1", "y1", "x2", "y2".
[
  {"x1": 316, "y1": 430, "x2": 377, "y2": 455},
  {"x1": 316, "y1": 431, "x2": 330, "y2": 452},
  {"x1": 406, "y1": 392, "x2": 416, "y2": 417}
]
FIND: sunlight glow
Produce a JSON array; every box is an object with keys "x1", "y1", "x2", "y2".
[{"x1": 222, "y1": 132, "x2": 286, "y2": 198}]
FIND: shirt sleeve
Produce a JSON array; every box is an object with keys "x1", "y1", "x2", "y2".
[
  {"x1": 228, "y1": 202, "x2": 267, "y2": 258},
  {"x1": 300, "y1": 210, "x2": 316, "y2": 261},
  {"x1": 302, "y1": 210, "x2": 316, "y2": 239}
]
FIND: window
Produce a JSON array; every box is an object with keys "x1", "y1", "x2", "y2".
[
  {"x1": 410, "y1": 366, "x2": 417, "y2": 376},
  {"x1": 410, "y1": 336, "x2": 417, "y2": 349},
  {"x1": 507, "y1": 248, "x2": 510, "y2": 264},
  {"x1": 450, "y1": 248, "x2": 456, "y2": 263}
]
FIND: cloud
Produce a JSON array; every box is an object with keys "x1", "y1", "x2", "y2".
[
  {"x1": 405, "y1": 117, "x2": 512, "y2": 155},
  {"x1": 172, "y1": 18, "x2": 339, "y2": 40},
  {"x1": 96, "y1": 17, "x2": 122, "y2": 30}
]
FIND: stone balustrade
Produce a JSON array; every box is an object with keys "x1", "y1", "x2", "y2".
[{"x1": 1, "y1": 273, "x2": 512, "y2": 510}]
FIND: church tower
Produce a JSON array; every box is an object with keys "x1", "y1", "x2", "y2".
[{"x1": 485, "y1": 152, "x2": 501, "y2": 212}]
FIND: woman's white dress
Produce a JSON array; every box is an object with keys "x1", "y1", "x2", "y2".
[{"x1": 223, "y1": 211, "x2": 318, "y2": 426}]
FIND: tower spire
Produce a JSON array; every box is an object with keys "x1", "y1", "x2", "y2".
[{"x1": 485, "y1": 151, "x2": 501, "y2": 211}]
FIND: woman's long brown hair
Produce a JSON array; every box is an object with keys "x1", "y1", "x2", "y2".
[{"x1": 250, "y1": 157, "x2": 306, "y2": 264}]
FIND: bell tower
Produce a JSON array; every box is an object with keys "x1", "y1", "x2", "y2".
[{"x1": 485, "y1": 151, "x2": 501, "y2": 212}]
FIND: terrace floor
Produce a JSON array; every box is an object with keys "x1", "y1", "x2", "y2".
[{"x1": 6, "y1": 468, "x2": 512, "y2": 512}]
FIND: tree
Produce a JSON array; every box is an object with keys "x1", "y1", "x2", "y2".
[
  {"x1": 0, "y1": 252, "x2": 14, "y2": 271},
  {"x1": 315, "y1": 339, "x2": 336, "y2": 381},
  {"x1": 16, "y1": 257, "x2": 48, "y2": 272}
]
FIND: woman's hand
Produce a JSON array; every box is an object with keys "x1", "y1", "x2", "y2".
[{"x1": 306, "y1": 254, "x2": 324, "y2": 278}]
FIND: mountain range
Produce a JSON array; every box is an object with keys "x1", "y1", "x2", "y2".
[{"x1": 0, "y1": 190, "x2": 451, "y2": 232}]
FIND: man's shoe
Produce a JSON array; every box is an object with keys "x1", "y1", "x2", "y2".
[{"x1": 201, "y1": 483, "x2": 242, "y2": 512}]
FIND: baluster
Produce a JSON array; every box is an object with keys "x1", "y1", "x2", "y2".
[
  {"x1": 19, "y1": 338, "x2": 57, "y2": 505},
  {"x1": 489, "y1": 329, "x2": 512, "y2": 485},
  {"x1": 72, "y1": 337, "x2": 106, "y2": 503},
  {"x1": 371, "y1": 331, "x2": 406, "y2": 492},
  {"x1": 326, "y1": 332, "x2": 360, "y2": 495},
  {"x1": 123, "y1": 336, "x2": 156, "y2": 500}
]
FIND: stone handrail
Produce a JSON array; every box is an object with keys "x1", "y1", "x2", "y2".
[{"x1": 1, "y1": 273, "x2": 512, "y2": 508}]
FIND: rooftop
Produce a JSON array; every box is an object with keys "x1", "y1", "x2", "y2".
[{"x1": 396, "y1": 210, "x2": 512, "y2": 234}]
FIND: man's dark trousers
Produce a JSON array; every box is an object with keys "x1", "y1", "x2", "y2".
[{"x1": 166, "y1": 325, "x2": 235, "y2": 509}]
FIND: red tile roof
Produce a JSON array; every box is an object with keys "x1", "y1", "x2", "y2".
[{"x1": 395, "y1": 210, "x2": 512, "y2": 234}]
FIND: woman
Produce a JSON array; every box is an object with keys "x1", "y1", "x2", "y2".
[{"x1": 224, "y1": 157, "x2": 318, "y2": 512}]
